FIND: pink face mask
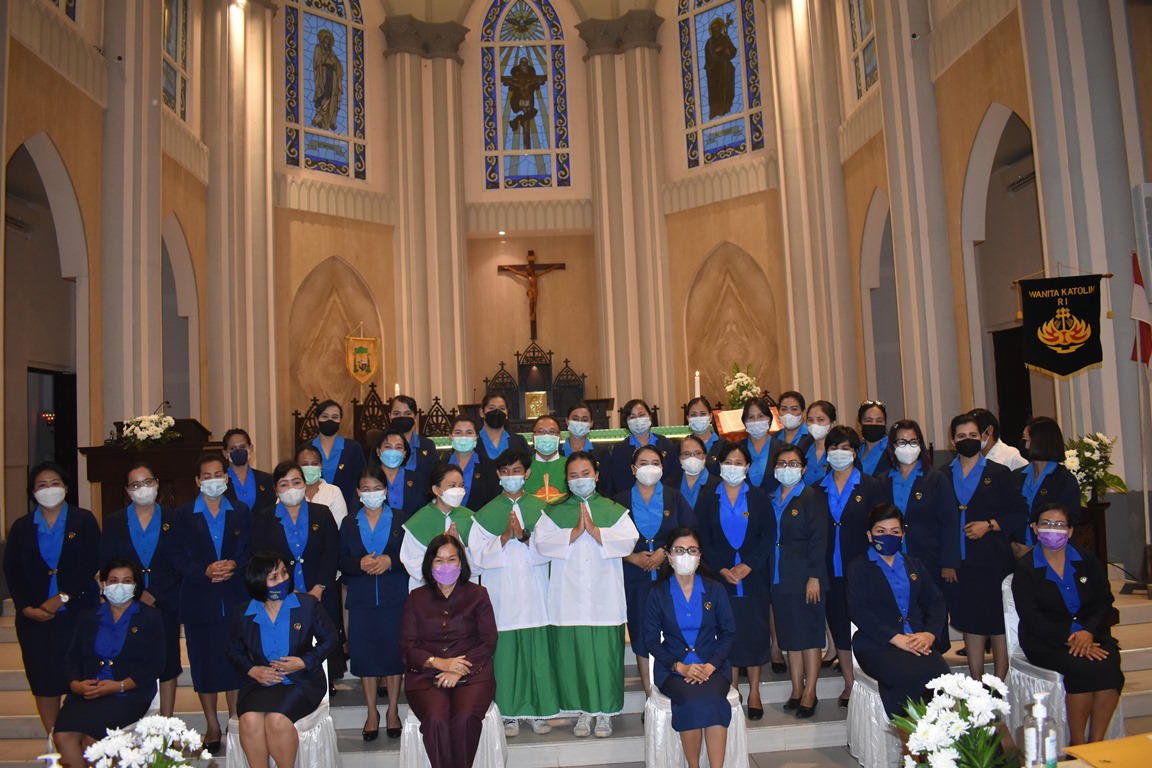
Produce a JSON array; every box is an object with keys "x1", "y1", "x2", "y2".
[
  {"x1": 1037, "y1": 530, "x2": 1069, "y2": 551},
  {"x1": 432, "y1": 563, "x2": 461, "y2": 586}
]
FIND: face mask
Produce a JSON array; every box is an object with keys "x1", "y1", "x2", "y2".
[
  {"x1": 955, "y1": 438, "x2": 982, "y2": 458},
  {"x1": 1037, "y1": 530, "x2": 1069, "y2": 551},
  {"x1": 499, "y1": 475, "x2": 526, "y2": 494},
  {"x1": 452, "y1": 436, "x2": 477, "y2": 453},
  {"x1": 745, "y1": 421, "x2": 771, "y2": 440},
  {"x1": 534, "y1": 434, "x2": 560, "y2": 456},
  {"x1": 389, "y1": 416, "x2": 415, "y2": 434},
  {"x1": 720, "y1": 465, "x2": 747, "y2": 486},
  {"x1": 359, "y1": 490, "x2": 386, "y2": 509},
  {"x1": 380, "y1": 449, "x2": 405, "y2": 469},
  {"x1": 129, "y1": 485, "x2": 159, "y2": 506},
  {"x1": 199, "y1": 478, "x2": 228, "y2": 499},
  {"x1": 302, "y1": 466, "x2": 324, "y2": 486},
  {"x1": 671, "y1": 553, "x2": 700, "y2": 577},
  {"x1": 627, "y1": 416, "x2": 652, "y2": 436},
  {"x1": 432, "y1": 563, "x2": 461, "y2": 586},
  {"x1": 103, "y1": 583, "x2": 136, "y2": 606},
  {"x1": 484, "y1": 410, "x2": 507, "y2": 429},
  {"x1": 980, "y1": 436, "x2": 989, "y2": 451},
  {"x1": 439, "y1": 487, "x2": 466, "y2": 508},
  {"x1": 827, "y1": 449, "x2": 855, "y2": 472},
  {"x1": 229, "y1": 448, "x2": 250, "y2": 466},
  {"x1": 808, "y1": 423, "x2": 831, "y2": 441},
  {"x1": 278, "y1": 488, "x2": 306, "y2": 507},
  {"x1": 635, "y1": 465, "x2": 663, "y2": 487},
  {"x1": 568, "y1": 477, "x2": 597, "y2": 499},
  {"x1": 687, "y1": 416, "x2": 712, "y2": 434},
  {"x1": 34, "y1": 487, "x2": 67, "y2": 508},
  {"x1": 681, "y1": 457, "x2": 706, "y2": 476},
  {"x1": 774, "y1": 466, "x2": 803, "y2": 487},
  {"x1": 780, "y1": 413, "x2": 803, "y2": 431},
  {"x1": 568, "y1": 420, "x2": 591, "y2": 438},
  {"x1": 895, "y1": 444, "x2": 921, "y2": 466},
  {"x1": 267, "y1": 579, "x2": 292, "y2": 602},
  {"x1": 317, "y1": 420, "x2": 340, "y2": 437},
  {"x1": 871, "y1": 533, "x2": 903, "y2": 557},
  {"x1": 861, "y1": 425, "x2": 887, "y2": 443}
]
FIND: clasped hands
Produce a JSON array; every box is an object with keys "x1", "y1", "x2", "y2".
[
  {"x1": 719, "y1": 564, "x2": 751, "y2": 586},
  {"x1": 69, "y1": 678, "x2": 123, "y2": 699},
  {"x1": 429, "y1": 655, "x2": 473, "y2": 688},
  {"x1": 503, "y1": 512, "x2": 526, "y2": 544},
  {"x1": 360, "y1": 553, "x2": 392, "y2": 575},
  {"x1": 206, "y1": 559, "x2": 236, "y2": 583},
  {"x1": 570, "y1": 504, "x2": 601, "y2": 543},
  {"x1": 892, "y1": 632, "x2": 936, "y2": 656},
  {"x1": 1066, "y1": 629, "x2": 1109, "y2": 660},
  {"x1": 248, "y1": 656, "x2": 305, "y2": 685},
  {"x1": 674, "y1": 661, "x2": 715, "y2": 685}
]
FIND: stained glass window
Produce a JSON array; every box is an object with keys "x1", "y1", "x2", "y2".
[
  {"x1": 847, "y1": 0, "x2": 878, "y2": 100},
  {"x1": 480, "y1": 0, "x2": 570, "y2": 189},
  {"x1": 161, "y1": 0, "x2": 189, "y2": 120},
  {"x1": 678, "y1": 0, "x2": 764, "y2": 168},
  {"x1": 284, "y1": 0, "x2": 367, "y2": 180}
]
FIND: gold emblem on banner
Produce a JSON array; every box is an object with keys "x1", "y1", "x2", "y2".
[
  {"x1": 345, "y1": 335, "x2": 379, "y2": 384},
  {"x1": 1037, "y1": 307, "x2": 1091, "y2": 354}
]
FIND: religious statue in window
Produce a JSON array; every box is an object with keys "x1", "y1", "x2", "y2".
[
  {"x1": 312, "y1": 29, "x2": 344, "y2": 131},
  {"x1": 705, "y1": 16, "x2": 738, "y2": 118},
  {"x1": 503, "y1": 57, "x2": 549, "y2": 149}
]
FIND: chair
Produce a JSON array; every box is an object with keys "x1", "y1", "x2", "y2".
[
  {"x1": 845, "y1": 623, "x2": 902, "y2": 768},
  {"x1": 398, "y1": 700, "x2": 508, "y2": 768},
  {"x1": 642, "y1": 653, "x2": 749, "y2": 768},
  {"x1": 1001, "y1": 574, "x2": 1125, "y2": 748},
  {"x1": 225, "y1": 660, "x2": 339, "y2": 768}
]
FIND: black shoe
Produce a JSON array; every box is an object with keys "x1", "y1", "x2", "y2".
[
  {"x1": 838, "y1": 695, "x2": 850, "y2": 708},
  {"x1": 747, "y1": 705, "x2": 764, "y2": 721},
  {"x1": 204, "y1": 741, "x2": 222, "y2": 755},
  {"x1": 957, "y1": 648, "x2": 968, "y2": 657},
  {"x1": 771, "y1": 661, "x2": 787, "y2": 674},
  {"x1": 831, "y1": 657, "x2": 841, "y2": 673},
  {"x1": 820, "y1": 658, "x2": 834, "y2": 668},
  {"x1": 783, "y1": 697, "x2": 800, "y2": 711},
  {"x1": 362, "y1": 729, "x2": 379, "y2": 742},
  {"x1": 387, "y1": 727, "x2": 402, "y2": 739},
  {"x1": 796, "y1": 697, "x2": 818, "y2": 719}
]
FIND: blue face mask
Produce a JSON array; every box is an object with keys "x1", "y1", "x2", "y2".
[
  {"x1": 871, "y1": 534, "x2": 903, "y2": 557},
  {"x1": 451, "y1": 436, "x2": 477, "y2": 453},
  {"x1": 568, "y1": 477, "x2": 597, "y2": 499},
  {"x1": 534, "y1": 434, "x2": 560, "y2": 456},
  {"x1": 380, "y1": 449, "x2": 405, "y2": 469},
  {"x1": 267, "y1": 579, "x2": 292, "y2": 602}
]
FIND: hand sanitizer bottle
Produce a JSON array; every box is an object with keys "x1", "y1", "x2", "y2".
[{"x1": 1021, "y1": 692, "x2": 1050, "y2": 768}]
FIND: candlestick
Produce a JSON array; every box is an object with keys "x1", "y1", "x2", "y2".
[{"x1": 694, "y1": 371, "x2": 700, "y2": 398}]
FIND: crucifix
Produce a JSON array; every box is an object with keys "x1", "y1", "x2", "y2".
[{"x1": 498, "y1": 250, "x2": 566, "y2": 340}]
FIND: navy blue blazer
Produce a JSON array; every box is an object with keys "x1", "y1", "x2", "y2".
[
  {"x1": 65, "y1": 602, "x2": 165, "y2": 705},
  {"x1": 614, "y1": 487, "x2": 698, "y2": 590},
  {"x1": 695, "y1": 483, "x2": 774, "y2": 600},
  {"x1": 942, "y1": 460, "x2": 1028, "y2": 571},
  {"x1": 1011, "y1": 463, "x2": 1083, "y2": 546},
  {"x1": 320, "y1": 439, "x2": 367, "y2": 515},
  {"x1": 250, "y1": 503, "x2": 340, "y2": 591},
  {"x1": 677, "y1": 472, "x2": 721, "y2": 511},
  {"x1": 406, "y1": 433, "x2": 440, "y2": 479},
  {"x1": 225, "y1": 467, "x2": 276, "y2": 513},
  {"x1": 170, "y1": 499, "x2": 252, "y2": 624},
  {"x1": 227, "y1": 592, "x2": 339, "y2": 706},
  {"x1": 338, "y1": 511, "x2": 408, "y2": 609},
  {"x1": 99, "y1": 506, "x2": 181, "y2": 608},
  {"x1": 472, "y1": 431, "x2": 530, "y2": 510},
  {"x1": 738, "y1": 435, "x2": 784, "y2": 492},
  {"x1": 1012, "y1": 545, "x2": 1114, "y2": 654},
  {"x1": 703, "y1": 434, "x2": 734, "y2": 477},
  {"x1": 606, "y1": 434, "x2": 682, "y2": 498},
  {"x1": 3, "y1": 506, "x2": 100, "y2": 613},
  {"x1": 823, "y1": 472, "x2": 885, "y2": 578},
  {"x1": 773, "y1": 486, "x2": 830, "y2": 594},
  {"x1": 847, "y1": 552, "x2": 945, "y2": 652},
  {"x1": 644, "y1": 577, "x2": 736, "y2": 688},
  {"x1": 881, "y1": 467, "x2": 952, "y2": 573}
]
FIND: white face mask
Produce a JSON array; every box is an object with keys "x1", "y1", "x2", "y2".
[
  {"x1": 745, "y1": 421, "x2": 771, "y2": 440},
  {"x1": 775, "y1": 466, "x2": 803, "y2": 487},
  {"x1": 103, "y1": 583, "x2": 136, "y2": 606},
  {"x1": 827, "y1": 449, "x2": 855, "y2": 472},
  {"x1": 499, "y1": 475, "x2": 526, "y2": 494},
  {"x1": 130, "y1": 485, "x2": 159, "y2": 507},
  {"x1": 440, "y1": 487, "x2": 466, "y2": 509},
  {"x1": 635, "y1": 465, "x2": 663, "y2": 487},
  {"x1": 199, "y1": 478, "x2": 228, "y2": 499},
  {"x1": 808, "y1": 423, "x2": 831, "y2": 441},
  {"x1": 680, "y1": 457, "x2": 706, "y2": 476},
  {"x1": 687, "y1": 416, "x2": 712, "y2": 434},
  {"x1": 359, "y1": 490, "x2": 387, "y2": 509},
  {"x1": 278, "y1": 488, "x2": 306, "y2": 507},
  {"x1": 671, "y1": 553, "x2": 700, "y2": 577},
  {"x1": 720, "y1": 465, "x2": 747, "y2": 486},
  {"x1": 567, "y1": 420, "x2": 592, "y2": 438},
  {"x1": 894, "y1": 444, "x2": 921, "y2": 466},
  {"x1": 568, "y1": 477, "x2": 597, "y2": 499},
  {"x1": 780, "y1": 413, "x2": 803, "y2": 431},
  {"x1": 34, "y1": 487, "x2": 67, "y2": 508},
  {"x1": 627, "y1": 416, "x2": 652, "y2": 436},
  {"x1": 980, "y1": 437, "x2": 989, "y2": 451}
]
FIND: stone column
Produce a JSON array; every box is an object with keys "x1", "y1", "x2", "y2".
[
  {"x1": 383, "y1": 15, "x2": 470, "y2": 406},
  {"x1": 577, "y1": 10, "x2": 676, "y2": 422}
]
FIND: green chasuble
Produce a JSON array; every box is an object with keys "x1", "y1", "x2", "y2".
[
  {"x1": 473, "y1": 493, "x2": 548, "y2": 537},
  {"x1": 522, "y1": 456, "x2": 568, "y2": 504},
  {"x1": 544, "y1": 491, "x2": 627, "y2": 529},
  {"x1": 404, "y1": 502, "x2": 475, "y2": 546}
]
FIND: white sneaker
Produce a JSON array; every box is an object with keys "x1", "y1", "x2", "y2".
[
  {"x1": 573, "y1": 712, "x2": 592, "y2": 737},
  {"x1": 530, "y1": 718, "x2": 552, "y2": 735},
  {"x1": 503, "y1": 718, "x2": 519, "y2": 737},
  {"x1": 594, "y1": 714, "x2": 612, "y2": 738}
]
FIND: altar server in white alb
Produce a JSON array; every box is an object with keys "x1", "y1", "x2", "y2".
[
  {"x1": 467, "y1": 449, "x2": 560, "y2": 738},
  {"x1": 400, "y1": 464, "x2": 477, "y2": 591},
  {"x1": 534, "y1": 451, "x2": 639, "y2": 739}
]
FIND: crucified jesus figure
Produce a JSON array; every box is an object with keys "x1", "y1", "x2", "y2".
[{"x1": 497, "y1": 250, "x2": 566, "y2": 339}]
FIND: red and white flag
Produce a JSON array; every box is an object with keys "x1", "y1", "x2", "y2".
[{"x1": 1132, "y1": 251, "x2": 1152, "y2": 369}]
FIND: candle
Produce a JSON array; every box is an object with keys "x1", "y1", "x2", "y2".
[
  {"x1": 694, "y1": 371, "x2": 700, "y2": 398},
  {"x1": 394, "y1": 382, "x2": 400, "y2": 397}
]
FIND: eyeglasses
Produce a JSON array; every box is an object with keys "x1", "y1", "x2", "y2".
[
  {"x1": 775, "y1": 461, "x2": 803, "y2": 469},
  {"x1": 534, "y1": 429, "x2": 561, "y2": 436},
  {"x1": 894, "y1": 439, "x2": 921, "y2": 448},
  {"x1": 1036, "y1": 521, "x2": 1071, "y2": 530},
  {"x1": 127, "y1": 478, "x2": 158, "y2": 490},
  {"x1": 679, "y1": 450, "x2": 704, "y2": 459},
  {"x1": 670, "y1": 546, "x2": 701, "y2": 556}
]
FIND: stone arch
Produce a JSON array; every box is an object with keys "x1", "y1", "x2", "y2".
[
  {"x1": 859, "y1": 187, "x2": 903, "y2": 411},
  {"x1": 161, "y1": 213, "x2": 201, "y2": 416}
]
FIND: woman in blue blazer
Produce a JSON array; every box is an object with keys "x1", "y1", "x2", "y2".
[
  {"x1": 847, "y1": 504, "x2": 950, "y2": 718},
  {"x1": 1012, "y1": 417, "x2": 1083, "y2": 556},
  {"x1": 53, "y1": 559, "x2": 166, "y2": 764},
  {"x1": 228, "y1": 551, "x2": 339, "y2": 768},
  {"x1": 644, "y1": 527, "x2": 735, "y2": 768},
  {"x1": 607, "y1": 399, "x2": 681, "y2": 496},
  {"x1": 2, "y1": 462, "x2": 100, "y2": 735},
  {"x1": 370, "y1": 429, "x2": 431, "y2": 519},
  {"x1": 312, "y1": 399, "x2": 368, "y2": 514}
]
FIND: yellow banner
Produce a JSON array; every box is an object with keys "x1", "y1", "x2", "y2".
[{"x1": 345, "y1": 336, "x2": 378, "y2": 385}]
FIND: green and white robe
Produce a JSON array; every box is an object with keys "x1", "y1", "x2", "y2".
[{"x1": 400, "y1": 502, "x2": 476, "y2": 592}]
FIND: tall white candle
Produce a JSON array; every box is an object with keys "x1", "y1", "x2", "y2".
[
  {"x1": 694, "y1": 371, "x2": 701, "y2": 398},
  {"x1": 394, "y1": 382, "x2": 400, "y2": 397}
]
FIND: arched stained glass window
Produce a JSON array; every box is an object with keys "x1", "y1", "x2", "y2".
[
  {"x1": 480, "y1": 0, "x2": 570, "y2": 189},
  {"x1": 162, "y1": 0, "x2": 189, "y2": 119},
  {"x1": 678, "y1": 0, "x2": 764, "y2": 168},
  {"x1": 284, "y1": 0, "x2": 367, "y2": 179}
]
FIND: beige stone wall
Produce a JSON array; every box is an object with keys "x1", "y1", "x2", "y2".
[{"x1": 1131, "y1": 0, "x2": 1152, "y2": 182}]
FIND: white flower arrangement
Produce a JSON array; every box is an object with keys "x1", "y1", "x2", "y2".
[
  {"x1": 1064, "y1": 431, "x2": 1126, "y2": 504},
  {"x1": 121, "y1": 414, "x2": 180, "y2": 452},
  {"x1": 894, "y1": 673, "x2": 1012, "y2": 768},
  {"x1": 722, "y1": 362, "x2": 762, "y2": 410},
  {"x1": 83, "y1": 716, "x2": 210, "y2": 767}
]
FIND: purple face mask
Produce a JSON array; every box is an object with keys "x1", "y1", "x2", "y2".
[
  {"x1": 1037, "y1": 529, "x2": 1069, "y2": 551},
  {"x1": 432, "y1": 563, "x2": 461, "y2": 586}
]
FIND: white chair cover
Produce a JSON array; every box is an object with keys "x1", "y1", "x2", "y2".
[
  {"x1": 398, "y1": 701, "x2": 508, "y2": 768},
  {"x1": 643, "y1": 681, "x2": 749, "y2": 768},
  {"x1": 1001, "y1": 574, "x2": 1125, "y2": 748},
  {"x1": 225, "y1": 661, "x2": 339, "y2": 768},
  {"x1": 845, "y1": 623, "x2": 902, "y2": 768}
]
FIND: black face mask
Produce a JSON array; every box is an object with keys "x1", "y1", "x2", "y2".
[
  {"x1": 861, "y1": 424, "x2": 887, "y2": 443},
  {"x1": 1019, "y1": 446, "x2": 1031, "y2": 462},
  {"x1": 484, "y1": 410, "x2": 508, "y2": 429},
  {"x1": 317, "y1": 420, "x2": 340, "y2": 437},
  {"x1": 954, "y1": 438, "x2": 982, "y2": 458},
  {"x1": 228, "y1": 448, "x2": 249, "y2": 466},
  {"x1": 389, "y1": 416, "x2": 415, "y2": 434}
]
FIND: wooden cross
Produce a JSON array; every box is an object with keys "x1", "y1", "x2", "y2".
[{"x1": 497, "y1": 250, "x2": 566, "y2": 340}]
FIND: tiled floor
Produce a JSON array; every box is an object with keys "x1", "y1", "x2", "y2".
[{"x1": 603, "y1": 746, "x2": 859, "y2": 768}]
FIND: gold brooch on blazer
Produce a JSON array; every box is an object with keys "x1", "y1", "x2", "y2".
[
  {"x1": 984, "y1": 477, "x2": 991, "y2": 484},
  {"x1": 855, "y1": 495, "x2": 862, "y2": 502},
  {"x1": 162, "y1": 523, "x2": 170, "y2": 531},
  {"x1": 1040, "y1": 489, "x2": 1048, "y2": 495},
  {"x1": 294, "y1": 622, "x2": 302, "y2": 630},
  {"x1": 791, "y1": 509, "x2": 799, "y2": 516},
  {"x1": 704, "y1": 601, "x2": 712, "y2": 610},
  {"x1": 664, "y1": 510, "x2": 671, "y2": 517},
  {"x1": 338, "y1": 464, "x2": 345, "y2": 470},
  {"x1": 130, "y1": 626, "x2": 138, "y2": 633},
  {"x1": 743, "y1": 511, "x2": 750, "y2": 518},
  {"x1": 312, "y1": 524, "x2": 320, "y2": 531},
  {"x1": 234, "y1": 528, "x2": 241, "y2": 536},
  {"x1": 909, "y1": 573, "x2": 918, "y2": 581},
  {"x1": 915, "y1": 492, "x2": 923, "y2": 500},
  {"x1": 1079, "y1": 576, "x2": 1088, "y2": 584},
  {"x1": 421, "y1": 450, "x2": 429, "y2": 456},
  {"x1": 67, "y1": 532, "x2": 76, "y2": 539},
  {"x1": 407, "y1": 480, "x2": 414, "y2": 487}
]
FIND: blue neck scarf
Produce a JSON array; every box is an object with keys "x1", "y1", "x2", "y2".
[
  {"x1": 386, "y1": 468, "x2": 407, "y2": 512},
  {"x1": 680, "y1": 472, "x2": 704, "y2": 508},
  {"x1": 194, "y1": 495, "x2": 233, "y2": 560},
  {"x1": 868, "y1": 548, "x2": 912, "y2": 634},
  {"x1": 94, "y1": 600, "x2": 141, "y2": 685},
  {"x1": 860, "y1": 436, "x2": 889, "y2": 476},
  {"x1": 563, "y1": 436, "x2": 592, "y2": 456},
  {"x1": 34, "y1": 504, "x2": 68, "y2": 600},
  {"x1": 888, "y1": 466, "x2": 923, "y2": 552},
  {"x1": 671, "y1": 575, "x2": 705, "y2": 665},
  {"x1": 228, "y1": 466, "x2": 257, "y2": 509},
  {"x1": 1021, "y1": 462, "x2": 1058, "y2": 545},
  {"x1": 449, "y1": 452, "x2": 478, "y2": 506},
  {"x1": 772, "y1": 484, "x2": 804, "y2": 585},
  {"x1": 747, "y1": 438, "x2": 772, "y2": 487},
  {"x1": 313, "y1": 435, "x2": 344, "y2": 484},
  {"x1": 950, "y1": 454, "x2": 986, "y2": 559},
  {"x1": 246, "y1": 592, "x2": 300, "y2": 684},
  {"x1": 786, "y1": 423, "x2": 810, "y2": 445},
  {"x1": 276, "y1": 501, "x2": 310, "y2": 592},
  {"x1": 481, "y1": 429, "x2": 509, "y2": 457},
  {"x1": 719, "y1": 483, "x2": 750, "y2": 596},
  {"x1": 822, "y1": 469, "x2": 861, "y2": 577},
  {"x1": 127, "y1": 504, "x2": 162, "y2": 588},
  {"x1": 632, "y1": 484, "x2": 665, "y2": 582},
  {"x1": 1034, "y1": 544, "x2": 1084, "y2": 632},
  {"x1": 803, "y1": 442, "x2": 829, "y2": 486}
]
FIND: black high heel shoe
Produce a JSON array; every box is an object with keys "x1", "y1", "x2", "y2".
[
  {"x1": 747, "y1": 703, "x2": 764, "y2": 720},
  {"x1": 770, "y1": 661, "x2": 787, "y2": 674},
  {"x1": 782, "y1": 697, "x2": 800, "y2": 711},
  {"x1": 363, "y1": 709, "x2": 380, "y2": 742},
  {"x1": 204, "y1": 740, "x2": 222, "y2": 755},
  {"x1": 796, "y1": 697, "x2": 818, "y2": 719},
  {"x1": 386, "y1": 709, "x2": 402, "y2": 739}
]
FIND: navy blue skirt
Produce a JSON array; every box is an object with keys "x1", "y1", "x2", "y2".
[
  {"x1": 728, "y1": 593, "x2": 771, "y2": 667},
  {"x1": 16, "y1": 610, "x2": 80, "y2": 697},
  {"x1": 158, "y1": 604, "x2": 183, "y2": 682},
  {"x1": 186, "y1": 620, "x2": 243, "y2": 693},
  {"x1": 825, "y1": 577, "x2": 851, "y2": 651},
  {"x1": 773, "y1": 591, "x2": 826, "y2": 652},
  {"x1": 854, "y1": 646, "x2": 950, "y2": 718},
  {"x1": 55, "y1": 689, "x2": 154, "y2": 738},
  {"x1": 348, "y1": 604, "x2": 404, "y2": 678},
  {"x1": 625, "y1": 579, "x2": 657, "y2": 656},
  {"x1": 944, "y1": 561, "x2": 1008, "y2": 635},
  {"x1": 238, "y1": 683, "x2": 320, "y2": 722},
  {"x1": 660, "y1": 674, "x2": 732, "y2": 731}
]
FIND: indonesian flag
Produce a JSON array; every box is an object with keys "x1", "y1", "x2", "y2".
[{"x1": 1132, "y1": 251, "x2": 1152, "y2": 368}]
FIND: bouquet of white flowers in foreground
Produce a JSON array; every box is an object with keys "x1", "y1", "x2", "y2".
[
  {"x1": 723, "y1": 362, "x2": 762, "y2": 410},
  {"x1": 84, "y1": 715, "x2": 210, "y2": 767},
  {"x1": 122, "y1": 414, "x2": 181, "y2": 451},
  {"x1": 1064, "y1": 432, "x2": 1127, "y2": 504},
  {"x1": 893, "y1": 673, "x2": 1013, "y2": 768}
]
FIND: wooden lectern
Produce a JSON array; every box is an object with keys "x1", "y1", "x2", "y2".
[{"x1": 79, "y1": 419, "x2": 221, "y2": 521}]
